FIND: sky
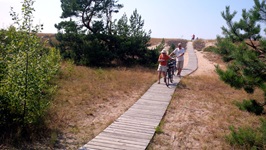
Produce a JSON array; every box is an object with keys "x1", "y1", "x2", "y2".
[{"x1": 0, "y1": 0, "x2": 258, "y2": 39}]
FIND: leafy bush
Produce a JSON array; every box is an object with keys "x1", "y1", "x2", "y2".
[
  {"x1": 0, "y1": 0, "x2": 60, "y2": 142},
  {"x1": 0, "y1": 28, "x2": 60, "y2": 138}
]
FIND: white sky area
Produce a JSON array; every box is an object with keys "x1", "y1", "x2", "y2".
[{"x1": 0, "y1": 0, "x2": 262, "y2": 39}]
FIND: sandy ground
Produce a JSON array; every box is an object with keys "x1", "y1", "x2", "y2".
[
  {"x1": 192, "y1": 51, "x2": 217, "y2": 76},
  {"x1": 185, "y1": 50, "x2": 217, "y2": 76}
]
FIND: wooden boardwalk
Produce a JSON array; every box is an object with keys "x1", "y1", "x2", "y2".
[{"x1": 79, "y1": 42, "x2": 198, "y2": 150}]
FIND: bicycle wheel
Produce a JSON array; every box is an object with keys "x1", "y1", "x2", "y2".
[
  {"x1": 170, "y1": 67, "x2": 174, "y2": 83},
  {"x1": 165, "y1": 70, "x2": 170, "y2": 86}
]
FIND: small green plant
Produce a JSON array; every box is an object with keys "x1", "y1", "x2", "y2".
[
  {"x1": 155, "y1": 122, "x2": 164, "y2": 134},
  {"x1": 49, "y1": 131, "x2": 58, "y2": 147},
  {"x1": 95, "y1": 67, "x2": 105, "y2": 75},
  {"x1": 234, "y1": 99, "x2": 264, "y2": 115},
  {"x1": 226, "y1": 119, "x2": 266, "y2": 149},
  {"x1": 226, "y1": 126, "x2": 258, "y2": 149},
  {"x1": 60, "y1": 60, "x2": 75, "y2": 79}
]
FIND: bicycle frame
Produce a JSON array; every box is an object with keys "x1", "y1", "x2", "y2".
[{"x1": 165, "y1": 60, "x2": 175, "y2": 87}]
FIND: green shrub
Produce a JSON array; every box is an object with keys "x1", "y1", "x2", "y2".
[
  {"x1": 235, "y1": 99, "x2": 264, "y2": 115},
  {"x1": 226, "y1": 126, "x2": 259, "y2": 149},
  {"x1": 0, "y1": 0, "x2": 61, "y2": 143},
  {"x1": 226, "y1": 119, "x2": 266, "y2": 149},
  {"x1": 203, "y1": 46, "x2": 216, "y2": 52}
]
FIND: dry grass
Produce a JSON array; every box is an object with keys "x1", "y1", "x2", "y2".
[
  {"x1": 147, "y1": 54, "x2": 265, "y2": 150},
  {"x1": 149, "y1": 38, "x2": 187, "y2": 46},
  {"x1": 45, "y1": 61, "x2": 158, "y2": 149}
]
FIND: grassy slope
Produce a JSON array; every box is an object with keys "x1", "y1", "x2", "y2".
[{"x1": 45, "y1": 62, "x2": 158, "y2": 149}]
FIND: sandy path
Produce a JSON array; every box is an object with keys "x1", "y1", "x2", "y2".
[{"x1": 184, "y1": 49, "x2": 216, "y2": 76}]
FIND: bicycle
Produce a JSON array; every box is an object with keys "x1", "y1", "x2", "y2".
[{"x1": 165, "y1": 59, "x2": 175, "y2": 87}]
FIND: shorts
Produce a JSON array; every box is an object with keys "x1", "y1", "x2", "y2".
[
  {"x1": 157, "y1": 65, "x2": 168, "y2": 72},
  {"x1": 176, "y1": 61, "x2": 184, "y2": 69}
]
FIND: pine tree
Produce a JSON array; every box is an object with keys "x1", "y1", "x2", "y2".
[{"x1": 215, "y1": 0, "x2": 266, "y2": 105}]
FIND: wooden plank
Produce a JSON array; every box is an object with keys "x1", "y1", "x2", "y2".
[
  {"x1": 142, "y1": 92, "x2": 172, "y2": 98},
  {"x1": 103, "y1": 128, "x2": 154, "y2": 139},
  {"x1": 93, "y1": 135, "x2": 149, "y2": 146},
  {"x1": 112, "y1": 117, "x2": 160, "y2": 127},
  {"x1": 147, "y1": 86, "x2": 176, "y2": 91},
  {"x1": 131, "y1": 101, "x2": 169, "y2": 107},
  {"x1": 107, "y1": 124, "x2": 155, "y2": 134},
  {"x1": 146, "y1": 87, "x2": 175, "y2": 93},
  {"x1": 113, "y1": 119, "x2": 154, "y2": 126},
  {"x1": 133, "y1": 100, "x2": 169, "y2": 105},
  {"x1": 128, "y1": 105, "x2": 168, "y2": 112},
  {"x1": 134, "y1": 98, "x2": 169, "y2": 105},
  {"x1": 115, "y1": 118, "x2": 158, "y2": 127},
  {"x1": 129, "y1": 106, "x2": 168, "y2": 112},
  {"x1": 120, "y1": 115, "x2": 163, "y2": 122},
  {"x1": 145, "y1": 90, "x2": 174, "y2": 95},
  {"x1": 138, "y1": 97, "x2": 171, "y2": 103},
  {"x1": 85, "y1": 139, "x2": 145, "y2": 150},
  {"x1": 115, "y1": 119, "x2": 158, "y2": 128},
  {"x1": 110, "y1": 122, "x2": 155, "y2": 132},
  {"x1": 130, "y1": 104, "x2": 168, "y2": 110},
  {"x1": 122, "y1": 112, "x2": 165, "y2": 120},
  {"x1": 108, "y1": 121, "x2": 155, "y2": 132},
  {"x1": 101, "y1": 130, "x2": 153, "y2": 140},
  {"x1": 124, "y1": 108, "x2": 167, "y2": 116},
  {"x1": 112, "y1": 120, "x2": 154, "y2": 129},
  {"x1": 140, "y1": 95, "x2": 172, "y2": 102},
  {"x1": 80, "y1": 144, "x2": 106, "y2": 150},
  {"x1": 131, "y1": 104, "x2": 168, "y2": 110}
]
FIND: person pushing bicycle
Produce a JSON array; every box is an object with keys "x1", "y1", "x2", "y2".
[
  {"x1": 157, "y1": 49, "x2": 174, "y2": 84},
  {"x1": 170, "y1": 43, "x2": 186, "y2": 77}
]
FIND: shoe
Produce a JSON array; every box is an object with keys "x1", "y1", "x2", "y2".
[
  {"x1": 164, "y1": 78, "x2": 166, "y2": 83},
  {"x1": 170, "y1": 79, "x2": 173, "y2": 83},
  {"x1": 158, "y1": 81, "x2": 160, "y2": 84}
]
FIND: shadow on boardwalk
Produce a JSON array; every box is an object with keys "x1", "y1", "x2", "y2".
[{"x1": 79, "y1": 42, "x2": 198, "y2": 150}]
